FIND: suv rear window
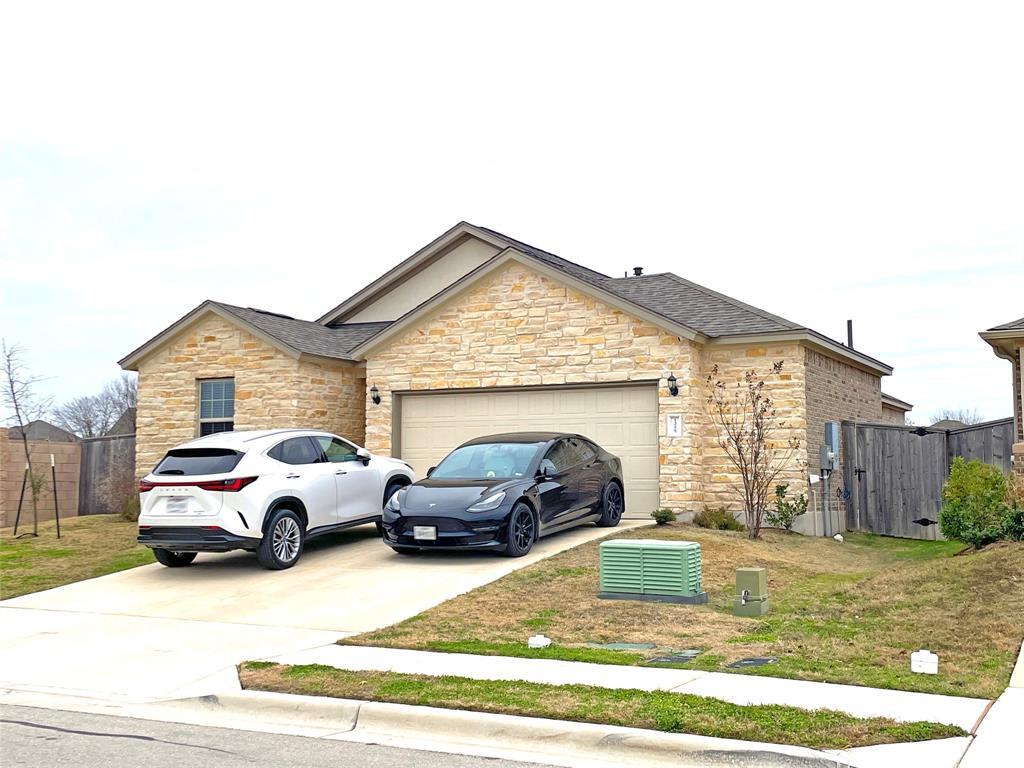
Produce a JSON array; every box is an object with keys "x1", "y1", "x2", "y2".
[{"x1": 153, "y1": 448, "x2": 243, "y2": 476}]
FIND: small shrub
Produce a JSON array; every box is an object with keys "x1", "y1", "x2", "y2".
[
  {"x1": 693, "y1": 506, "x2": 744, "y2": 531},
  {"x1": 651, "y1": 508, "x2": 676, "y2": 525},
  {"x1": 1002, "y1": 501, "x2": 1024, "y2": 542},
  {"x1": 939, "y1": 458, "x2": 1009, "y2": 548},
  {"x1": 120, "y1": 494, "x2": 140, "y2": 522},
  {"x1": 766, "y1": 484, "x2": 808, "y2": 531}
]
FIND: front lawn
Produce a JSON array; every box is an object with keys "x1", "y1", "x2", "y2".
[
  {"x1": 239, "y1": 662, "x2": 964, "y2": 750},
  {"x1": 1, "y1": 515, "x2": 152, "y2": 599},
  {"x1": 351, "y1": 526, "x2": 1024, "y2": 699}
]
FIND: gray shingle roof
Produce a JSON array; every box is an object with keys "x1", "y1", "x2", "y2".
[
  {"x1": 602, "y1": 273, "x2": 803, "y2": 337},
  {"x1": 213, "y1": 303, "x2": 389, "y2": 360},
  {"x1": 477, "y1": 226, "x2": 803, "y2": 337},
  {"x1": 989, "y1": 316, "x2": 1024, "y2": 331}
]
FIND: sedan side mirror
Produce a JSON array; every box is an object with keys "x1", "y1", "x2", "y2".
[
  {"x1": 357, "y1": 447, "x2": 371, "y2": 465},
  {"x1": 426, "y1": 466, "x2": 436, "y2": 477}
]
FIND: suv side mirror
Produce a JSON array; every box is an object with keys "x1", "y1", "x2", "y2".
[
  {"x1": 537, "y1": 462, "x2": 551, "y2": 479},
  {"x1": 357, "y1": 447, "x2": 371, "y2": 465}
]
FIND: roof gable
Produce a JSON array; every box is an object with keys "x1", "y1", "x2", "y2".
[{"x1": 118, "y1": 301, "x2": 386, "y2": 370}]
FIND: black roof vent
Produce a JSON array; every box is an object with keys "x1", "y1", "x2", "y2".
[{"x1": 633, "y1": 266, "x2": 644, "y2": 277}]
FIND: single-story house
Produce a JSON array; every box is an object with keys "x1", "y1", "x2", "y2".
[
  {"x1": 981, "y1": 316, "x2": 1024, "y2": 474},
  {"x1": 120, "y1": 222, "x2": 898, "y2": 519}
]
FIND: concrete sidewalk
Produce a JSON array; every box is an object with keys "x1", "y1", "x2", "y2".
[
  {"x1": 266, "y1": 644, "x2": 990, "y2": 732},
  {"x1": 958, "y1": 642, "x2": 1023, "y2": 768}
]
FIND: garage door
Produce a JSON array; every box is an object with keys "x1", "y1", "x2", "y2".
[{"x1": 398, "y1": 385, "x2": 659, "y2": 518}]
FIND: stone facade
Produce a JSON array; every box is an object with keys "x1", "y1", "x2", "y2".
[
  {"x1": 699, "y1": 343, "x2": 809, "y2": 511},
  {"x1": 804, "y1": 348, "x2": 882, "y2": 474},
  {"x1": 364, "y1": 262, "x2": 815, "y2": 514},
  {"x1": 135, "y1": 314, "x2": 364, "y2": 473}
]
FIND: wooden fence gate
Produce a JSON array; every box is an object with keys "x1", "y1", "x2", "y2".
[{"x1": 842, "y1": 418, "x2": 1015, "y2": 540}]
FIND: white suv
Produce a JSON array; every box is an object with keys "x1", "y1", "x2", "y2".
[{"x1": 138, "y1": 430, "x2": 414, "y2": 570}]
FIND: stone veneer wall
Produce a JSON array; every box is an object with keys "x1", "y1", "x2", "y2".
[
  {"x1": 362, "y1": 262, "x2": 819, "y2": 514},
  {"x1": 699, "y1": 343, "x2": 809, "y2": 512},
  {"x1": 804, "y1": 348, "x2": 883, "y2": 474},
  {"x1": 135, "y1": 314, "x2": 364, "y2": 473}
]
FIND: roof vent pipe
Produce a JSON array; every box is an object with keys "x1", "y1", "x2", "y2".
[
  {"x1": 847, "y1": 319, "x2": 854, "y2": 349},
  {"x1": 633, "y1": 266, "x2": 644, "y2": 277}
]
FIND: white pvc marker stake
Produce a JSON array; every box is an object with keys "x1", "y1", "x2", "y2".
[{"x1": 51, "y1": 453, "x2": 55, "y2": 468}]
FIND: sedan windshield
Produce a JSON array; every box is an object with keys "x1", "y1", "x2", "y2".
[{"x1": 431, "y1": 442, "x2": 540, "y2": 480}]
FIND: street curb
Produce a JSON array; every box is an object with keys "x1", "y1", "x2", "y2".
[{"x1": 187, "y1": 688, "x2": 858, "y2": 768}]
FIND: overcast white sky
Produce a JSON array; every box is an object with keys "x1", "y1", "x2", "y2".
[{"x1": 1, "y1": 1, "x2": 1021, "y2": 424}]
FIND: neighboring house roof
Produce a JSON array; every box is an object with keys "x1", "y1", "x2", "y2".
[
  {"x1": 988, "y1": 316, "x2": 1024, "y2": 331},
  {"x1": 105, "y1": 407, "x2": 137, "y2": 436},
  {"x1": 6, "y1": 420, "x2": 79, "y2": 442},
  {"x1": 119, "y1": 222, "x2": 894, "y2": 375},
  {"x1": 881, "y1": 392, "x2": 913, "y2": 412},
  {"x1": 930, "y1": 419, "x2": 969, "y2": 430}
]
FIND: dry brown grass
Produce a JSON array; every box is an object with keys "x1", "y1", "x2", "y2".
[
  {"x1": 0, "y1": 514, "x2": 151, "y2": 599},
  {"x1": 354, "y1": 525, "x2": 1024, "y2": 698}
]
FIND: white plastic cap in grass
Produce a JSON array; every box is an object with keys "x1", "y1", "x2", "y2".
[
  {"x1": 833, "y1": 534, "x2": 844, "y2": 543},
  {"x1": 527, "y1": 634, "x2": 552, "y2": 649}
]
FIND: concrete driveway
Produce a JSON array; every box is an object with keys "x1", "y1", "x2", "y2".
[{"x1": 0, "y1": 521, "x2": 642, "y2": 703}]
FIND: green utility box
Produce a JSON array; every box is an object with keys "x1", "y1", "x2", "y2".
[
  {"x1": 598, "y1": 539, "x2": 707, "y2": 605},
  {"x1": 733, "y1": 567, "x2": 769, "y2": 617}
]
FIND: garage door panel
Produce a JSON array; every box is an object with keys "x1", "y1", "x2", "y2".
[{"x1": 399, "y1": 385, "x2": 660, "y2": 518}]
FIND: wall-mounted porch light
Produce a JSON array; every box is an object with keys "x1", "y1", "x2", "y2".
[
  {"x1": 666, "y1": 373, "x2": 679, "y2": 397},
  {"x1": 370, "y1": 385, "x2": 381, "y2": 405}
]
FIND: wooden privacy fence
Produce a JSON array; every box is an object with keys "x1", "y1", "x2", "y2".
[
  {"x1": 79, "y1": 434, "x2": 136, "y2": 515},
  {"x1": 842, "y1": 418, "x2": 1015, "y2": 540}
]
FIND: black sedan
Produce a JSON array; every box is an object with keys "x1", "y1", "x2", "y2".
[{"x1": 380, "y1": 432, "x2": 624, "y2": 556}]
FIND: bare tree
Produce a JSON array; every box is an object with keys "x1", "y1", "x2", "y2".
[
  {"x1": 51, "y1": 374, "x2": 138, "y2": 437},
  {"x1": 930, "y1": 408, "x2": 984, "y2": 426},
  {"x1": 706, "y1": 361, "x2": 801, "y2": 539},
  {"x1": 1, "y1": 341, "x2": 52, "y2": 536}
]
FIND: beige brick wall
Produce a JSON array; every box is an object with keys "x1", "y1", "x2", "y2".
[
  {"x1": 805, "y1": 348, "x2": 882, "y2": 475},
  {"x1": 880, "y1": 404, "x2": 909, "y2": 425},
  {"x1": 699, "y1": 343, "x2": 809, "y2": 512},
  {"x1": 135, "y1": 314, "x2": 364, "y2": 474},
  {"x1": 363, "y1": 262, "x2": 810, "y2": 513},
  {"x1": 0, "y1": 430, "x2": 80, "y2": 527}
]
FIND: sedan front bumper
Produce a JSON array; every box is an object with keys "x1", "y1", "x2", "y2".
[{"x1": 380, "y1": 509, "x2": 509, "y2": 550}]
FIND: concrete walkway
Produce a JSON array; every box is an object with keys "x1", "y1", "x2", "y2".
[
  {"x1": 266, "y1": 644, "x2": 990, "y2": 732},
  {"x1": 958, "y1": 642, "x2": 1024, "y2": 768}
]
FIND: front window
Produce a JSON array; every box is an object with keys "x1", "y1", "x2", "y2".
[
  {"x1": 314, "y1": 436, "x2": 359, "y2": 463},
  {"x1": 198, "y1": 378, "x2": 234, "y2": 436},
  {"x1": 431, "y1": 442, "x2": 541, "y2": 480}
]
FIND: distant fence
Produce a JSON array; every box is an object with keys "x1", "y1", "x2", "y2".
[
  {"x1": 842, "y1": 418, "x2": 1015, "y2": 540},
  {"x1": 79, "y1": 434, "x2": 136, "y2": 515}
]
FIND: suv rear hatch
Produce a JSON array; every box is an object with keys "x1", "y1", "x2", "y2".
[{"x1": 141, "y1": 448, "x2": 246, "y2": 518}]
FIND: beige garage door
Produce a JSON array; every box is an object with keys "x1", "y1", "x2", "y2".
[{"x1": 398, "y1": 385, "x2": 659, "y2": 518}]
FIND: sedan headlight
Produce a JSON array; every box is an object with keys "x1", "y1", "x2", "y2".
[
  {"x1": 467, "y1": 491, "x2": 506, "y2": 512},
  {"x1": 386, "y1": 488, "x2": 406, "y2": 512}
]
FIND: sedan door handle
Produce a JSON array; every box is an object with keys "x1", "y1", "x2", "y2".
[
  {"x1": 286, "y1": 474, "x2": 301, "y2": 479},
  {"x1": 335, "y1": 469, "x2": 347, "y2": 475}
]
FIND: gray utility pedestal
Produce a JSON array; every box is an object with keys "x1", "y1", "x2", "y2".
[{"x1": 733, "y1": 567, "x2": 769, "y2": 617}]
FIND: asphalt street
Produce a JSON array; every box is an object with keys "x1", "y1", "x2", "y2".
[{"x1": 0, "y1": 704, "x2": 548, "y2": 768}]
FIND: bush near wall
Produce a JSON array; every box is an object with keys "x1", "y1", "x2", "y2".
[{"x1": 939, "y1": 457, "x2": 1023, "y2": 548}]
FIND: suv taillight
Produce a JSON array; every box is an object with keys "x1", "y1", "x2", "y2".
[
  {"x1": 198, "y1": 477, "x2": 258, "y2": 492},
  {"x1": 138, "y1": 477, "x2": 258, "y2": 493}
]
